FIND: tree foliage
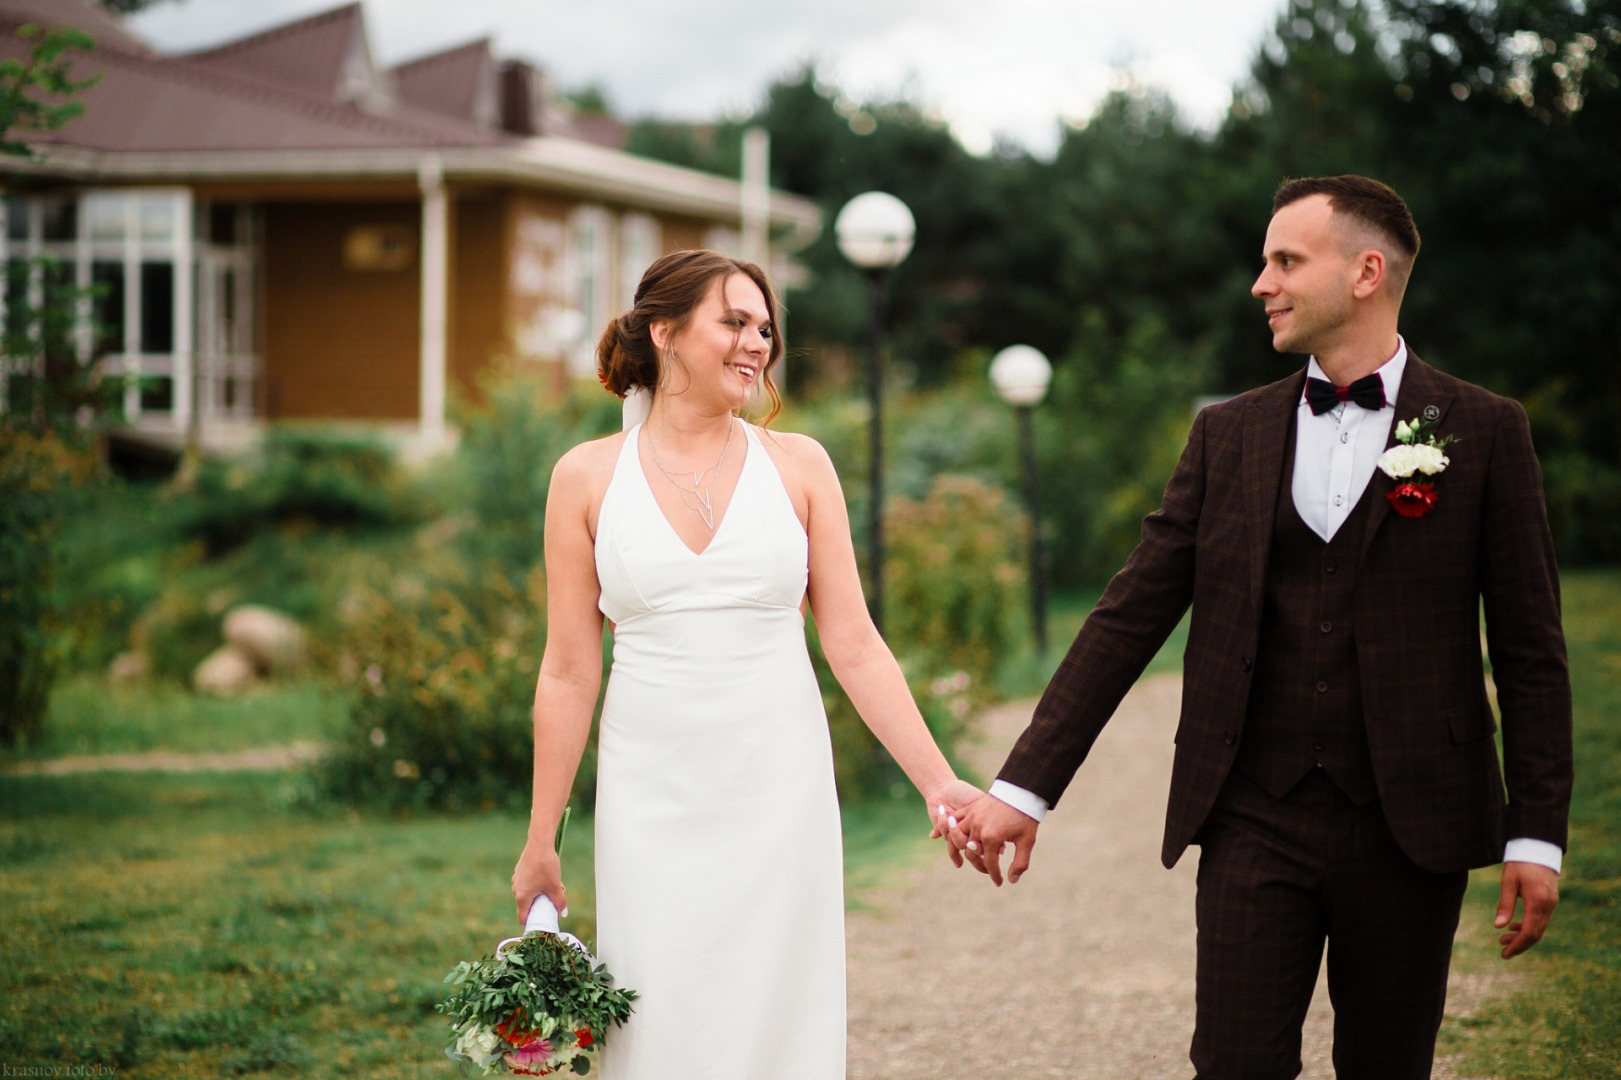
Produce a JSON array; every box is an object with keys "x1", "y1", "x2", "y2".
[
  {"x1": 628, "y1": 0, "x2": 1621, "y2": 565},
  {"x1": 0, "y1": 23, "x2": 98, "y2": 158}
]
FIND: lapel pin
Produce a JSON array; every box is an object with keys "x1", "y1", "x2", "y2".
[{"x1": 1422, "y1": 404, "x2": 1440, "y2": 421}]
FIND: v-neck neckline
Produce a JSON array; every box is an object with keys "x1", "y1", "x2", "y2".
[{"x1": 633, "y1": 420, "x2": 750, "y2": 558}]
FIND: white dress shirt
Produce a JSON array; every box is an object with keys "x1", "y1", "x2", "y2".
[{"x1": 989, "y1": 337, "x2": 1562, "y2": 874}]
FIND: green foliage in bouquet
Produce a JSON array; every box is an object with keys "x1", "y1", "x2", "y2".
[{"x1": 438, "y1": 932, "x2": 636, "y2": 1076}]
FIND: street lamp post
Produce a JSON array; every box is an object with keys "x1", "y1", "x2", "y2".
[
  {"x1": 990, "y1": 344, "x2": 1054, "y2": 655},
  {"x1": 835, "y1": 192, "x2": 915, "y2": 633}
]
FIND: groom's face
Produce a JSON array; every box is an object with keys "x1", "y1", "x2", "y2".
[{"x1": 1252, "y1": 194, "x2": 1357, "y2": 356}]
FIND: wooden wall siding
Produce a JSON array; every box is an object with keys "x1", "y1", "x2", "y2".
[
  {"x1": 451, "y1": 194, "x2": 505, "y2": 403},
  {"x1": 660, "y1": 215, "x2": 708, "y2": 255},
  {"x1": 263, "y1": 202, "x2": 422, "y2": 420}
]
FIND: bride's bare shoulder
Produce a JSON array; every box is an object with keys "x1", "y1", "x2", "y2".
[
  {"x1": 552, "y1": 430, "x2": 629, "y2": 496},
  {"x1": 758, "y1": 427, "x2": 832, "y2": 467}
]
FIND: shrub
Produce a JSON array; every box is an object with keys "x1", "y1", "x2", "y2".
[
  {"x1": 176, "y1": 428, "x2": 416, "y2": 555},
  {"x1": 885, "y1": 474, "x2": 1028, "y2": 694},
  {"x1": 1037, "y1": 313, "x2": 1206, "y2": 587},
  {"x1": 0, "y1": 434, "x2": 98, "y2": 745},
  {"x1": 131, "y1": 577, "x2": 222, "y2": 684},
  {"x1": 812, "y1": 474, "x2": 1028, "y2": 800},
  {"x1": 318, "y1": 563, "x2": 581, "y2": 813},
  {"x1": 451, "y1": 367, "x2": 619, "y2": 581},
  {"x1": 1544, "y1": 455, "x2": 1621, "y2": 567}
]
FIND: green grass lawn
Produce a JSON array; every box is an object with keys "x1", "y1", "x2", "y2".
[
  {"x1": 0, "y1": 769, "x2": 940, "y2": 1078},
  {"x1": 1438, "y1": 569, "x2": 1621, "y2": 1079},
  {"x1": 2, "y1": 574, "x2": 1614, "y2": 1077},
  {"x1": 3, "y1": 676, "x2": 344, "y2": 762}
]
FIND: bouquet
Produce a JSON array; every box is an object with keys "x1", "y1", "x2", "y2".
[{"x1": 439, "y1": 811, "x2": 636, "y2": 1075}]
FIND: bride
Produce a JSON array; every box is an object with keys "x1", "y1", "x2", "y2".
[{"x1": 510, "y1": 249, "x2": 982, "y2": 1079}]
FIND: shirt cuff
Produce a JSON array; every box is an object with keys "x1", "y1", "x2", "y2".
[
  {"x1": 987, "y1": 780, "x2": 1049, "y2": 823},
  {"x1": 1504, "y1": 837, "x2": 1563, "y2": 875}
]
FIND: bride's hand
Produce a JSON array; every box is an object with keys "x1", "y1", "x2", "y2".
[
  {"x1": 512, "y1": 840, "x2": 566, "y2": 925},
  {"x1": 923, "y1": 778, "x2": 984, "y2": 868}
]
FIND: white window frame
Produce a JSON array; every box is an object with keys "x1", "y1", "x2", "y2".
[
  {"x1": 567, "y1": 205, "x2": 613, "y2": 379},
  {"x1": 0, "y1": 189, "x2": 261, "y2": 431}
]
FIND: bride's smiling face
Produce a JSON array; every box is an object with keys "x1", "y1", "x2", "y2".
[{"x1": 653, "y1": 273, "x2": 773, "y2": 411}]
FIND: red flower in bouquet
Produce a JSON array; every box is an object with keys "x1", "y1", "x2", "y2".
[
  {"x1": 1387, "y1": 482, "x2": 1439, "y2": 519},
  {"x1": 574, "y1": 1027, "x2": 594, "y2": 1049},
  {"x1": 496, "y1": 1011, "x2": 539, "y2": 1048}
]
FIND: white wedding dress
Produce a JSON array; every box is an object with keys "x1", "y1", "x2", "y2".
[{"x1": 592, "y1": 420, "x2": 846, "y2": 1079}]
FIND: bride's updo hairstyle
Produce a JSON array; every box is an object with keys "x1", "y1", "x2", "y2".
[{"x1": 596, "y1": 249, "x2": 784, "y2": 423}]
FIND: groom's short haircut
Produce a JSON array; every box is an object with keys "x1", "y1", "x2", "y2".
[{"x1": 1274, "y1": 175, "x2": 1421, "y2": 297}]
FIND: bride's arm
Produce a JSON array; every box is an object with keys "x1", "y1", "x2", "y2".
[
  {"x1": 790, "y1": 435, "x2": 981, "y2": 831},
  {"x1": 512, "y1": 445, "x2": 608, "y2": 923}
]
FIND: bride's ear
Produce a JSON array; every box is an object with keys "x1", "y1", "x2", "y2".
[{"x1": 649, "y1": 320, "x2": 673, "y2": 353}]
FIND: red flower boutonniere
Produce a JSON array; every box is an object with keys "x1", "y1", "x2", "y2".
[{"x1": 1376, "y1": 416, "x2": 1457, "y2": 520}]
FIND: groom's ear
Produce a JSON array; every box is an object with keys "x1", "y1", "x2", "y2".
[{"x1": 1350, "y1": 248, "x2": 1387, "y2": 301}]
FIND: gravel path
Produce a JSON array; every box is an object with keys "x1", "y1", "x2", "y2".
[
  {"x1": 845, "y1": 674, "x2": 1510, "y2": 1079},
  {"x1": 1, "y1": 740, "x2": 324, "y2": 775}
]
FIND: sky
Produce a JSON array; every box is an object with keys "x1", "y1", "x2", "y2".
[{"x1": 127, "y1": 0, "x2": 1291, "y2": 157}]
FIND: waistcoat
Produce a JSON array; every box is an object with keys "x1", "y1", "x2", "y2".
[{"x1": 1234, "y1": 418, "x2": 1379, "y2": 804}]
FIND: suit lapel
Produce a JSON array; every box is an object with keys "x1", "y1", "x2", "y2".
[
  {"x1": 1242, "y1": 374, "x2": 1302, "y2": 625},
  {"x1": 1358, "y1": 353, "x2": 1456, "y2": 564}
]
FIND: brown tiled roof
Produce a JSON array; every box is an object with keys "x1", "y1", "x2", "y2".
[
  {"x1": 0, "y1": 2, "x2": 508, "y2": 152},
  {"x1": 181, "y1": 2, "x2": 370, "y2": 103},
  {"x1": 0, "y1": 0, "x2": 148, "y2": 54},
  {"x1": 390, "y1": 38, "x2": 497, "y2": 129}
]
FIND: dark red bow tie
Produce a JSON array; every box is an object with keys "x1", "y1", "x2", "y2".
[{"x1": 1305, "y1": 373, "x2": 1386, "y2": 415}]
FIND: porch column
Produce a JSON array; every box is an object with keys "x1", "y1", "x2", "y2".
[
  {"x1": 174, "y1": 190, "x2": 196, "y2": 446},
  {"x1": 418, "y1": 157, "x2": 448, "y2": 446}
]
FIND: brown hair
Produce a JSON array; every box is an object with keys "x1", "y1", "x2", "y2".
[
  {"x1": 1274, "y1": 175, "x2": 1421, "y2": 294},
  {"x1": 596, "y1": 249, "x2": 784, "y2": 423}
]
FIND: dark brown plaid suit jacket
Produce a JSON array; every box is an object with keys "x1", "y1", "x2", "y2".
[{"x1": 998, "y1": 354, "x2": 1573, "y2": 873}]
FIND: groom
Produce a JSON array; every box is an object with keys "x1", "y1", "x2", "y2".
[{"x1": 950, "y1": 176, "x2": 1572, "y2": 1079}]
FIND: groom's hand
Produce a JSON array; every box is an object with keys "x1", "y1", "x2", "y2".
[
  {"x1": 948, "y1": 795, "x2": 1038, "y2": 886},
  {"x1": 1495, "y1": 861, "x2": 1559, "y2": 959}
]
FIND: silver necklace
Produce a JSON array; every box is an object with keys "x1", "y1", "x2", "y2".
[{"x1": 646, "y1": 419, "x2": 736, "y2": 530}]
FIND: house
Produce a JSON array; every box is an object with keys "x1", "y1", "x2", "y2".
[{"x1": 0, "y1": 0, "x2": 818, "y2": 452}]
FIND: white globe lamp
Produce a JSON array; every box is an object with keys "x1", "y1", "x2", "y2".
[
  {"x1": 989, "y1": 344, "x2": 1053, "y2": 407},
  {"x1": 834, "y1": 192, "x2": 915, "y2": 270}
]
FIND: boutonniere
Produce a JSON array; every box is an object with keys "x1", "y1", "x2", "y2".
[{"x1": 1377, "y1": 417, "x2": 1456, "y2": 519}]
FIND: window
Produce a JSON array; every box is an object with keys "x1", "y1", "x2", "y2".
[
  {"x1": 0, "y1": 190, "x2": 260, "y2": 428},
  {"x1": 567, "y1": 206, "x2": 612, "y2": 379},
  {"x1": 618, "y1": 214, "x2": 660, "y2": 315}
]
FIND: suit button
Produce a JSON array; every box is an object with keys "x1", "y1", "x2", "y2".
[
  {"x1": 1241, "y1": 656, "x2": 1253, "y2": 672},
  {"x1": 1316, "y1": 681, "x2": 1329, "y2": 693},
  {"x1": 1324, "y1": 562, "x2": 1336, "y2": 573},
  {"x1": 1223, "y1": 730, "x2": 1237, "y2": 746},
  {"x1": 1320, "y1": 621, "x2": 1333, "y2": 633}
]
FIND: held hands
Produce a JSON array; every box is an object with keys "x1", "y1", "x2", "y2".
[
  {"x1": 924, "y1": 779, "x2": 986, "y2": 869},
  {"x1": 1495, "y1": 861, "x2": 1559, "y2": 959},
  {"x1": 512, "y1": 840, "x2": 567, "y2": 926},
  {"x1": 946, "y1": 793, "x2": 1039, "y2": 886}
]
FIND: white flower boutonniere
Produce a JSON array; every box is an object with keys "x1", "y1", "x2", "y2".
[{"x1": 1377, "y1": 416, "x2": 1456, "y2": 519}]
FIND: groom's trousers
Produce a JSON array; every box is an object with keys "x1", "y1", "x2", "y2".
[{"x1": 1190, "y1": 769, "x2": 1469, "y2": 1080}]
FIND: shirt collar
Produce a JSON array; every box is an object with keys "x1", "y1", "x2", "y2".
[{"x1": 1300, "y1": 336, "x2": 1408, "y2": 409}]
